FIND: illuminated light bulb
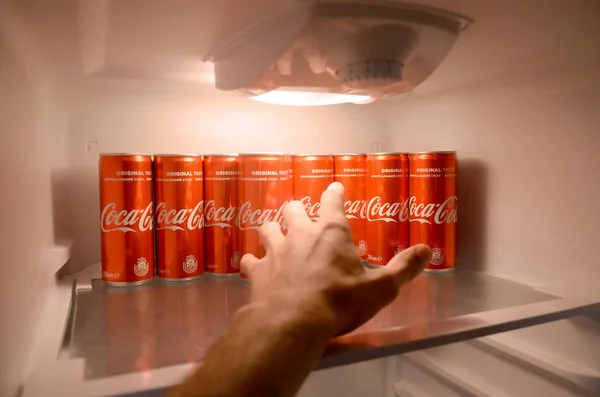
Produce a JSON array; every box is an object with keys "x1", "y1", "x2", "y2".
[{"x1": 249, "y1": 90, "x2": 372, "y2": 106}]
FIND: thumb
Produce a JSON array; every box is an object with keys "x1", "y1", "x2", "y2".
[
  {"x1": 382, "y1": 244, "x2": 432, "y2": 287},
  {"x1": 240, "y1": 253, "x2": 261, "y2": 278}
]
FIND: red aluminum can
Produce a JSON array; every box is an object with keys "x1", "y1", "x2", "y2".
[
  {"x1": 238, "y1": 153, "x2": 292, "y2": 279},
  {"x1": 204, "y1": 154, "x2": 240, "y2": 276},
  {"x1": 99, "y1": 154, "x2": 154, "y2": 285},
  {"x1": 154, "y1": 155, "x2": 204, "y2": 280},
  {"x1": 334, "y1": 154, "x2": 367, "y2": 260},
  {"x1": 409, "y1": 151, "x2": 458, "y2": 271},
  {"x1": 365, "y1": 153, "x2": 409, "y2": 267},
  {"x1": 286, "y1": 154, "x2": 294, "y2": 199},
  {"x1": 293, "y1": 154, "x2": 334, "y2": 220}
]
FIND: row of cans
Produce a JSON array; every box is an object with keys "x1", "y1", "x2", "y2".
[
  {"x1": 338, "y1": 152, "x2": 457, "y2": 270},
  {"x1": 99, "y1": 152, "x2": 457, "y2": 286}
]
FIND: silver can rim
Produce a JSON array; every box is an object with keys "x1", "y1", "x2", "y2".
[
  {"x1": 366, "y1": 152, "x2": 409, "y2": 156},
  {"x1": 423, "y1": 267, "x2": 456, "y2": 273},
  {"x1": 154, "y1": 154, "x2": 203, "y2": 158},
  {"x1": 293, "y1": 153, "x2": 334, "y2": 157},
  {"x1": 99, "y1": 153, "x2": 153, "y2": 157},
  {"x1": 410, "y1": 151, "x2": 457, "y2": 155},
  {"x1": 158, "y1": 275, "x2": 204, "y2": 282},
  {"x1": 103, "y1": 278, "x2": 154, "y2": 286},
  {"x1": 238, "y1": 152, "x2": 287, "y2": 156},
  {"x1": 206, "y1": 272, "x2": 241, "y2": 277},
  {"x1": 203, "y1": 154, "x2": 239, "y2": 158}
]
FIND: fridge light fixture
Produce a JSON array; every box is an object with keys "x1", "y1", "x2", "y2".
[
  {"x1": 249, "y1": 90, "x2": 371, "y2": 106},
  {"x1": 205, "y1": 1, "x2": 472, "y2": 104}
]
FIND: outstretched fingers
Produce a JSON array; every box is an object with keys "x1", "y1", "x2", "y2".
[
  {"x1": 283, "y1": 201, "x2": 311, "y2": 230},
  {"x1": 240, "y1": 253, "x2": 260, "y2": 278},
  {"x1": 361, "y1": 245, "x2": 432, "y2": 305},
  {"x1": 319, "y1": 182, "x2": 346, "y2": 223},
  {"x1": 259, "y1": 221, "x2": 284, "y2": 253},
  {"x1": 383, "y1": 244, "x2": 432, "y2": 287}
]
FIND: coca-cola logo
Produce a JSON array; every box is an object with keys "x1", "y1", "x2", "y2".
[
  {"x1": 204, "y1": 200, "x2": 237, "y2": 228},
  {"x1": 406, "y1": 196, "x2": 458, "y2": 224},
  {"x1": 155, "y1": 201, "x2": 203, "y2": 231},
  {"x1": 365, "y1": 196, "x2": 401, "y2": 223},
  {"x1": 299, "y1": 196, "x2": 321, "y2": 219},
  {"x1": 101, "y1": 202, "x2": 153, "y2": 233},
  {"x1": 344, "y1": 200, "x2": 366, "y2": 220},
  {"x1": 236, "y1": 201, "x2": 288, "y2": 231}
]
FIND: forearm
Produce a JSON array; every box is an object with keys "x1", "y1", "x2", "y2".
[{"x1": 167, "y1": 298, "x2": 337, "y2": 397}]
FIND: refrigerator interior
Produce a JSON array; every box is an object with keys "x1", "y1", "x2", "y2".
[{"x1": 1, "y1": 0, "x2": 599, "y2": 396}]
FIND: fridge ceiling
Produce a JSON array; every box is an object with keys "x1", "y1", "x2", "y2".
[
  {"x1": 69, "y1": 0, "x2": 599, "y2": 100},
  {"x1": 204, "y1": 1, "x2": 472, "y2": 103}
]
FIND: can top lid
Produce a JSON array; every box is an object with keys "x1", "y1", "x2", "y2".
[
  {"x1": 238, "y1": 152, "x2": 287, "y2": 156},
  {"x1": 366, "y1": 152, "x2": 409, "y2": 155},
  {"x1": 203, "y1": 153, "x2": 238, "y2": 158},
  {"x1": 333, "y1": 153, "x2": 365, "y2": 156},
  {"x1": 99, "y1": 153, "x2": 152, "y2": 157},
  {"x1": 410, "y1": 151, "x2": 457, "y2": 154},
  {"x1": 293, "y1": 153, "x2": 333, "y2": 157},
  {"x1": 154, "y1": 154, "x2": 202, "y2": 158}
]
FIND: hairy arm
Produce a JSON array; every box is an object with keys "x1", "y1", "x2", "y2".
[{"x1": 168, "y1": 298, "x2": 336, "y2": 397}]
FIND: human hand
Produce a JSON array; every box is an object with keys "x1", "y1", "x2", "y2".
[{"x1": 241, "y1": 182, "x2": 432, "y2": 337}]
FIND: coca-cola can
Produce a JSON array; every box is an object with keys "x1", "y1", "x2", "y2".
[
  {"x1": 365, "y1": 153, "x2": 409, "y2": 267},
  {"x1": 334, "y1": 154, "x2": 367, "y2": 260},
  {"x1": 293, "y1": 154, "x2": 334, "y2": 220},
  {"x1": 409, "y1": 151, "x2": 458, "y2": 272},
  {"x1": 99, "y1": 154, "x2": 154, "y2": 285},
  {"x1": 204, "y1": 154, "x2": 241, "y2": 276},
  {"x1": 286, "y1": 154, "x2": 294, "y2": 199},
  {"x1": 154, "y1": 155, "x2": 204, "y2": 281},
  {"x1": 238, "y1": 153, "x2": 292, "y2": 279}
]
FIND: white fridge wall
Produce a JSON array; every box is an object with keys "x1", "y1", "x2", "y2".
[
  {"x1": 0, "y1": 3, "x2": 72, "y2": 396},
  {"x1": 382, "y1": 46, "x2": 600, "y2": 393},
  {"x1": 378, "y1": 2, "x2": 600, "y2": 383}
]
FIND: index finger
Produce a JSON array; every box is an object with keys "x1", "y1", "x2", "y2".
[{"x1": 318, "y1": 182, "x2": 346, "y2": 222}]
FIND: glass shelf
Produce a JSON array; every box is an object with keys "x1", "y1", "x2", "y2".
[{"x1": 66, "y1": 267, "x2": 600, "y2": 382}]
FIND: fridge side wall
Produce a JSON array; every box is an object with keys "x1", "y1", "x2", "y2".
[
  {"x1": 385, "y1": 54, "x2": 600, "y2": 392},
  {"x1": 0, "y1": 4, "x2": 72, "y2": 396},
  {"x1": 385, "y1": 55, "x2": 600, "y2": 293}
]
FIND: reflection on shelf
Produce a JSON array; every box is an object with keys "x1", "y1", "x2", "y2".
[
  {"x1": 69, "y1": 268, "x2": 559, "y2": 380},
  {"x1": 71, "y1": 276, "x2": 249, "y2": 379}
]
